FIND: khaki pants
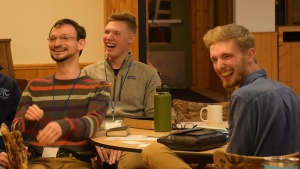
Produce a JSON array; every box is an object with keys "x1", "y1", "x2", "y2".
[
  {"x1": 28, "y1": 157, "x2": 94, "y2": 169},
  {"x1": 117, "y1": 151, "x2": 147, "y2": 169},
  {"x1": 97, "y1": 151, "x2": 147, "y2": 169},
  {"x1": 141, "y1": 143, "x2": 192, "y2": 169}
]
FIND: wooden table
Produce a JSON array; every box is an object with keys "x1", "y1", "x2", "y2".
[{"x1": 91, "y1": 122, "x2": 228, "y2": 164}]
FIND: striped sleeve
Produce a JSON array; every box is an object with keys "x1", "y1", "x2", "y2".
[{"x1": 57, "y1": 78, "x2": 110, "y2": 140}]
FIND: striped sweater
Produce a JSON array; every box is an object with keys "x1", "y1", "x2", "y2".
[{"x1": 11, "y1": 75, "x2": 110, "y2": 155}]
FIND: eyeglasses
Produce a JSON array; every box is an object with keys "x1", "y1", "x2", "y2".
[
  {"x1": 47, "y1": 35, "x2": 79, "y2": 43},
  {"x1": 172, "y1": 122, "x2": 198, "y2": 130}
]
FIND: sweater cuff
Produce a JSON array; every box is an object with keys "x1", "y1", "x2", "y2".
[
  {"x1": 24, "y1": 118, "x2": 38, "y2": 131},
  {"x1": 56, "y1": 119, "x2": 71, "y2": 139}
]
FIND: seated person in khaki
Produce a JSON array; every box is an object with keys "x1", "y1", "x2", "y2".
[
  {"x1": 82, "y1": 12, "x2": 161, "y2": 169},
  {"x1": 141, "y1": 24, "x2": 300, "y2": 169}
]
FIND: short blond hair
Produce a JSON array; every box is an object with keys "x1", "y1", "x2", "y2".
[
  {"x1": 108, "y1": 11, "x2": 137, "y2": 34},
  {"x1": 203, "y1": 24, "x2": 255, "y2": 53}
]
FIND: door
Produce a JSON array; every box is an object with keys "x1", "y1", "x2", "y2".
[{"x1": 148, "y1": 0, "x2": 191, "y2": 88}]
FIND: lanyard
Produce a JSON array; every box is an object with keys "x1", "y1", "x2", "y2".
[
  {"x1": 52, "y1": 70, "x2": 81, "y2": 119},
  {"x1": 104, "y1": 61, "x2": 132, "y2": 121}
]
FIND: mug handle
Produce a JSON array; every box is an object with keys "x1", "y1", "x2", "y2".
[{"x1": 200, "y1": 107, "x2": 208, "y2": 121}]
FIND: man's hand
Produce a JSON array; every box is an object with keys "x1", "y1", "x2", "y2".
[
  {"x1": 25, "y1": 146, "x2": 31, "y2": 159},
  {"x1": 37, "y1": 122, "x2": 62, "y2": 146},
  {"x1": 0, "y1": 152, "x2": 9, "y2": 167},
  {"x1": 95, "y1": 146, "x2": 121, "y2": 165},
  {"x1": 24, "y1": 104, "x2": 44, "y2": 121}
]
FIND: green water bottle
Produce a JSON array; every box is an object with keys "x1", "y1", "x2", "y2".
[{"x1": 154, "y1": 84, "x2": 172, "y2": 132}]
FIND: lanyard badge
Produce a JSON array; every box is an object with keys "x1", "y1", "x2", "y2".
[
  {"x1": 42, "y1": 146, "x2": 60, "y2": 157},
  {"x1": 104, "y1": 61, "x2": 132, "y2": 121}
]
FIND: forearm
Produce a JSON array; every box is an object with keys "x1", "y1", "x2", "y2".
[
  {"x1": 57, "y1": 115, "x2": 103, "y2": 140},
  {"x1": 58, "y1": 82, "x2": 110, "y2": 140},
  {"x1": 11, "y1": 118, "x2": 38, "y2": 140},
  {"x1": 12, "y1": 86, "x2": 34, "y2": 130}
]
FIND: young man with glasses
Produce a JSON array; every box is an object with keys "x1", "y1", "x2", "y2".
[
  {"x1": 82, "y1": 12, "x2": 161, "y2": 169},
  {"x1": 10, "y1": 19, "x2": 110, "y2": 169}
]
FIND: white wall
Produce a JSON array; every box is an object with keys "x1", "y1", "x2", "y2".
[
  {"x1": 0, "y1": 0, "x2": 104, "y2": 64},
  {"x1": 233, "y1": 0, "x2": 275, "y2": 32}
]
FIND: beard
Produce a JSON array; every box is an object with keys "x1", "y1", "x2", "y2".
[
  {"x1": 221, "y1": 69, "x2": 247, "y2": 90},
  {"x1": 222, "y1": 78, "x2": 240, "y2": 90},
  {"x1": 51, "y1": 54, "x2": 71, "y2": 63}
]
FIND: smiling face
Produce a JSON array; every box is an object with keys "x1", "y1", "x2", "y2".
[
  {"x1": 48, "y1": 24, "x2": 85, "y2": 63},
  {"x1": 210, "y1": 40, "x2": 256, "y2": 90},
  {"x1": 103, "y1": 21, "x2": 135, "y2": 61}
]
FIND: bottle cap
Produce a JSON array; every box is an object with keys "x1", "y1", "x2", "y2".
[{"x1": 156, "y1": 84, "x2": 169, "y2": 93}]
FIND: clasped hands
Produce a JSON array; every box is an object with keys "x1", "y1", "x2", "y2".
[
  {"x1": 95, "y1": 146, "x2": 121, "y2": 165},
  {"x1": 25, "y1": 104, "x2": 62, "y2": 146}
]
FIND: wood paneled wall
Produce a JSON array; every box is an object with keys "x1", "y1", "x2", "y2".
[
  {"x1": 190, "y1": 0, "x2": 228, "y2": 100},
  {"x1": 190, "y1": 0, "x2": 217, "y2": 90},
  {"x1": 14, "y1": 63, "x2": 93, "y2": 80},
  {"x1": 253, "y1": 32, "x2": 278, "y2": 81},
  {"x1": 0, "y1": 39, "x2": 14, "y2": 78},
  {"x1": 278, "y1": 26, "x2": 300, "y2": 95}
]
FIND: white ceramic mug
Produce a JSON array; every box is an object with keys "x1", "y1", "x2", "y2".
[{"x1": 200, "y1": 105, "x2": 223, "y2": 124}]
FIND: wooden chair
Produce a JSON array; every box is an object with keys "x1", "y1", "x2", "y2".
[
  {"x1": 213, "y1": 150, "x2": 300, "y2": 169},
  {"x1": 172, "y1": 99, "x2": 229, "y2": 122},
  {"x1": 213, "y1": 150, "x2": 265, "y2": 169},
  {"x1": 172, "y1": 100, "x2": 229, "y2": 169},
  {"x1": 284, "y1": 151, "x2": 300, "y2": 167},
  {"x1": 15, "y1": 78, "x2": 29, "y2": 93}
]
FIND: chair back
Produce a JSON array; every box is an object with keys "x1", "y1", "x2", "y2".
[
  {"x1": 213, "y1": 150, "x2": 265, "y2": 169},
  {"x1": 284, "y1": 151, "x2": 300, "y2": 167},
  {"x1": 172, "y1": 99, "x2": 229, "y2": 122},
  {"x1": 213, "y1": 150, "x2": 300, "y2": 169},
  {"x1": 15, "y1": 78, "x2": 28, "y2": 93}
]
